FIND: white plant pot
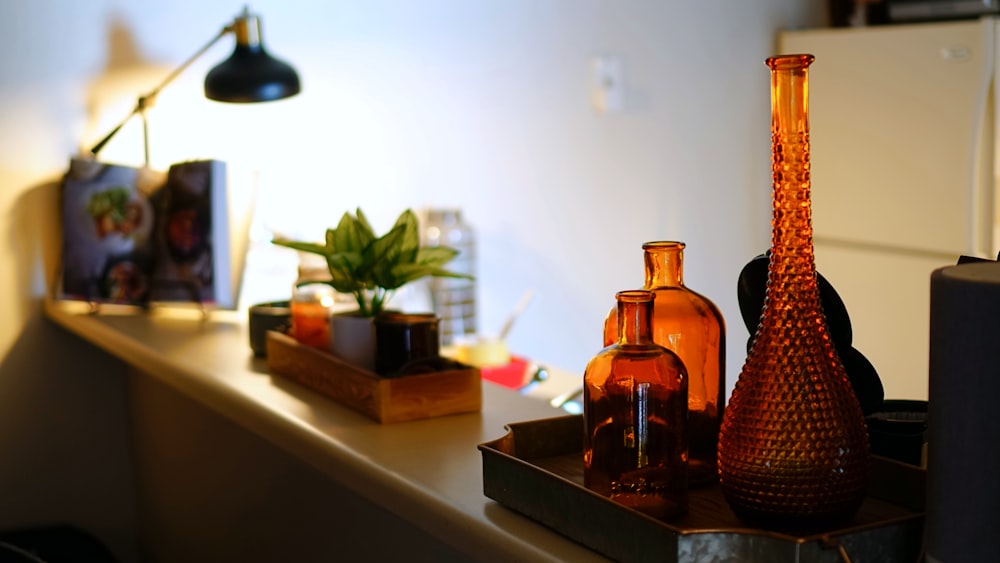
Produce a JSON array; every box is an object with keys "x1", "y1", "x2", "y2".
[{"x1": 329, "y1": 312, "x2": 376, "y2": 371}]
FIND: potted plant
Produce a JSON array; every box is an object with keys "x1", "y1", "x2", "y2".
[{"x1": 272, "y1": 208, "x2": 472, "y2": 369}]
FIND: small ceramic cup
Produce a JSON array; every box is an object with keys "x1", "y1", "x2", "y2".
[
  {"x1": 248, "y1": 300, "x2": 292, "y2": 357},
  {"x1": 374, "y1": 312, "x2": 440, "y2": 377}
]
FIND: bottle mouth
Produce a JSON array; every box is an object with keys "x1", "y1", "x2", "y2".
[
  {"x1": 616, "y1": 290, "x2": 654, "y2": 304},
  {"x1": 766, "y1": 53, "x2": 815, "y2": 71},
  {"x1": 642, "y1": 241, "x2": 685, "y2": 251}
]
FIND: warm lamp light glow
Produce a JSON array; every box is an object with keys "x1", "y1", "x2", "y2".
[{"x1": 85, "y1": 7, "x2": 299, "y2": 165}]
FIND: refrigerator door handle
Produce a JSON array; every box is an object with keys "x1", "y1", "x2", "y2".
[{"x1": 973, "y1": 17, "x2": 997, "y2": 258}]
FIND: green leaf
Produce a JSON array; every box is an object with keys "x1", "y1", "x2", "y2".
[
  {"x1": 389, "y1": 263, "x2": 473, "y2": 287},
  {"x1": 332, "y1": 213, "x2": 352, "y2": 252},
  {"x1": 392, "y1": 209, "x2": 421, "y2": 265},
  {"x1": 325, "y1": 251, "x2": 363, "y2": 292},
  {"x1": 354, "y1": 208, "x2": 376, "y2": 238},
  {"x1": 426, "y1": 267, "x2": 474, "y2": 280},
  {"x1": 364, "y1": 223, "x2": 407, "y2": 287},
  {"x1": 333, "y1": 212, "x2": 370, "y2": 254},
  {"x1": 387, "y1": 264, "x2": 436, "y2": 287},
  {"x1": 271, "y1": 238, "x2": 328, "y2": 256},
  {"x1": 324, "y1": 228, "x2": 337, "y2": 254},
  {"x1": 414, "y1": 246, "x2": 460, "y2": 267}
]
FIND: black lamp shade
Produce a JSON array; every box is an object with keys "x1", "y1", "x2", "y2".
[{"x1": 204, "y1": 45, "x2": 301, "y2": 103}]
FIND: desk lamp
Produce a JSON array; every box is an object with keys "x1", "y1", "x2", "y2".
[{"x1": 87, "y1": 6, "x2": 301, "y2": 165}]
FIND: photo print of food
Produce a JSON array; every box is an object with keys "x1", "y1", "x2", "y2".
[{"x1": 59, "y1": 158, "x2": 232, "y2": 307}]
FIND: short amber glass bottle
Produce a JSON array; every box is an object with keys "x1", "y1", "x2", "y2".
[
  {"x1": 585, "y1": 290, "x2": 689, "y2": 520},
  {"x1": 603, "y1": 241, "x2": 725, "y2": 486}
]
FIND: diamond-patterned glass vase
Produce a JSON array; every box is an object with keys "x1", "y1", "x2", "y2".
[{"x1": 717, "y1": 54, "x2": 871, "y2": 532}]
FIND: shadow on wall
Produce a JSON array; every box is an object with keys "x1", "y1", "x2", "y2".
[
  {"x1": 8, "y1": 177, "x2": 63, "y2": 325},
  {"x1": 5, "y1": 14, "x2": 158, "y2": 319},
  {"x1": 0, "y1": 14, "x2": 197, "y2": 561},
  {"x1": 0, "y1": 170, "x2": 137, "y2": 561},
  {"x1": 81, "y1": 15, "x2": 170, "y2": 167},
  {"x1": 5, "y1": 19, "x2": 153, "y2": 319}
]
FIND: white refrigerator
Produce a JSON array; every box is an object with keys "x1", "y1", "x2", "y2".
[{"x1": 779, "y1": 18, "x2": 1000, "y2": 401}]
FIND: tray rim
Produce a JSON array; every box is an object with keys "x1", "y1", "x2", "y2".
[{"x1": 479, "y1": 413, "x2": 925, "y2": 545}]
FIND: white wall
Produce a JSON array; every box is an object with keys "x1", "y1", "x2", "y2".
[
  {"x1": 71, "y1": 0, "x2": 825, "y2": 380},
  {"x1": 0, "y1": 1, "x2": 825, "y2": 560}
]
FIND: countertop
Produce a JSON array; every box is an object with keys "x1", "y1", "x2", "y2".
[{"x1": 44, "y1": 300, "x2": 604, "y2": 562}]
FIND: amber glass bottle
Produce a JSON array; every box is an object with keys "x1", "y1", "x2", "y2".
[
  {"x1": 717, "y1": 54, "x2": 870, "y2": 532},
  {"x1": 585, "y1": 290, "x2": 689, "y2": 520},
  {"x1": 603, "y1": 241, "x2": 725, "y2": 486}
]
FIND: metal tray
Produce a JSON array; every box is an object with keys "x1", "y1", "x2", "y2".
[{"x1": 478, "y1": 414, "x2": 924, "y2": 563}]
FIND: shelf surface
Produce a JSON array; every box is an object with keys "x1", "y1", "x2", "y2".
[{"x1": 43, "y1": 300, "x2": 605, "y2": 563}]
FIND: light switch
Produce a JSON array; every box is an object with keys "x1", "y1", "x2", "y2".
[{"x1": 591, "y1": 55, "x2": 624, "y2": 113}]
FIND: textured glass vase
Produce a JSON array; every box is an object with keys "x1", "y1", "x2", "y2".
[
  {"x1": 585, "y1": 290, "x2": 689, "y2": 520},
  {"x1": 717, "y1": 54, "x2": 870, "y2": 532},
  {"x1": 603, "y1": 241, "x2": 725, "y2": 486}
]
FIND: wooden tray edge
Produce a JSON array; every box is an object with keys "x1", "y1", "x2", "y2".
[{"x1": 266, "y1": 330, "x2": 481, "y2": 423}]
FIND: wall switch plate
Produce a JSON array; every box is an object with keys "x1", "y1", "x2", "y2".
[{"x1": 591, "y1": 55, "x2": 624, "y2": 113}]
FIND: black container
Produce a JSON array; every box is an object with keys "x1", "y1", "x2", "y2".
[
  {"x1": 374, "y1": 312, "x2": 440, "y2": 377},
  {"x1": 865, "y1": 399, "x2": 928, "y2": 467},
  {"x1": 248, "y1": 300, "x2": 291, "y2": 357},
  {"x1": 926, "y1": 263, "x2": 1000, "y2": 563}
]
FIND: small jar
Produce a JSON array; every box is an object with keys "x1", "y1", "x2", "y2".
[{"x1": 290, "y1": 283, "x2": 335, "y2": 350}]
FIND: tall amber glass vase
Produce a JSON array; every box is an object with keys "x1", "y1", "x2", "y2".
[
  {"x1": 717, "y1": 54, "x2": 870, "y2": 532},
  {"x1": 603, "y1": 242, "x2": 725, "y2": 486}
]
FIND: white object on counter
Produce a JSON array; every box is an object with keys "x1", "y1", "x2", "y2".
[{"x1": 450, "y1": 335, "x2": 511, "y2": 368}]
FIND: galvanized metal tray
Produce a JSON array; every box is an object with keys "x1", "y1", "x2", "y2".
[{"x1": 478, "y1": 414, "x2": 924, "y2": 563}]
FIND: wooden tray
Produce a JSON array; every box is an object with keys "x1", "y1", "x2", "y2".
[
  {"x1": 266, "y1": 331, "x2": 481, "y2": 423},
  {"x1": 479, "y1": 414, "x2": 925, "y2": 563}
]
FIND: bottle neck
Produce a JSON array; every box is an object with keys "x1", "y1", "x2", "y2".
[
  {"x1": 616, "y1": 291, "x2": 654, "y2": 346},
  {"x1": 643, "y1": 242, "x2": 684, "y2": 289},
  {"x1": 765, "y1": 54, "x2": 824, "y2": 317},
  {"x1": 768, "y1": 55, "x2": 818, "y2": 279}
]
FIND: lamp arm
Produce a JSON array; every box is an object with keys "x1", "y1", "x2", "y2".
[{"x1": 87, "y1": 23, "x2": 235, "y2": 157}]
